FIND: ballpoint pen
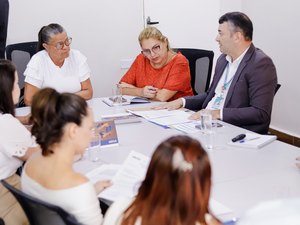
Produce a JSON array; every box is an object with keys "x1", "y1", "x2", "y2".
[
  {"x1": 239, "y1": 137, "x2": 260, "y2": 143},
  {"x1": 223, "y1": 217, "x2": 238, "y2": 225}
]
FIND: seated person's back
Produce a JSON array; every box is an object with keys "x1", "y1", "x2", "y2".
[
  {"x1": 21, "y1": 88, "x2": 111, "y2": 225},
  {"x1": 103, "y1": 135, "x2": 220, "y2": 225}
]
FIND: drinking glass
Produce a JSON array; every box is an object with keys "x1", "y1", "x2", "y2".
[
  {"x1": 88, "y1": 131, "x2": 101, "y2": 162},
  {"x1": 200, "y1": 110, "x2": 214, "y2": 150},
  {"x1": 112, "y1": 84, "x2": 123, "y2": 105}
]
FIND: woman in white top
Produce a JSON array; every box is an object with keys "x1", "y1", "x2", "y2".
[
  {"x1": 103, "y1": 135, "x2": 220, "y2": 225},
  {"x1": 24, "y1": 23, "x2": 93, "y2": 105},
  {"x1": 21, "y1": 88, "x2": 111, "y2": 225},
  {"x1": 0, "y1": 59, "x2": 38, "y2": 225}
]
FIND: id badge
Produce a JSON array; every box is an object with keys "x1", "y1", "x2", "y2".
[{"x1": 212, "y1": 96, "x2": 223, "y2": 109}]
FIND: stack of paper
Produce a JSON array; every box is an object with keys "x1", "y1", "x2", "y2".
[
  {"x1": 101, "y1": 112, "x2": 141, "y2": 124},
  {"x1": 127, "y1": 109, "x2": 192, "y2": 127},
  {"x1": 228, "y1": 133, "x2": 277, "y2": 149}
]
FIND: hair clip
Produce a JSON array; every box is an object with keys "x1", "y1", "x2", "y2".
[{"x1": 172, "y1": 149, "x2": 193, "y2": 172}]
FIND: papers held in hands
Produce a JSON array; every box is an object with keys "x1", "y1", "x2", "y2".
[
  {"x1": 98, "y1": 151, "x2": 150, "y2": 202},
  {"x1": 95, "y1": 120, "x2": 119, "y2": 147},
  {"x1": 228, "y1": 132, "x2": 277, "y2": 149},
  {"x1": 89, "y1": 150, "x2": 233, "y2": 217},
  {"x1": 102, "y1": 95, "x2": 150, "y2": 107}
]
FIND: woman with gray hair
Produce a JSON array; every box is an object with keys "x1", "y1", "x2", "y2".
[{"x1": 24, "y1": 23, "x2": 93, "y2": 105}]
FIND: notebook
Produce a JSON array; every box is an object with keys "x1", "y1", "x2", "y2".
[
  {"x1": 102, "y1": 95, "x2": 150, "y2": 107},
  {"x1": 228, "y1": 133, "x2": 277, "y2": 149},
  {"x1": 95, "y1": 120, "x2": 119, "y2": 147}
]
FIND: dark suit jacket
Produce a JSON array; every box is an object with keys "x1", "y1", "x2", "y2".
[{"x1": 184, "y1": 44, "x2": 278, "y2": 134}]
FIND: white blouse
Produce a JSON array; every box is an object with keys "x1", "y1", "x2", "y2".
[
  {"x1": 0, "y1": 113, "x2": 36, "y2": 180},
  {"x1": 24, "y1": 49, "x2": 91, "y2": 93},
  {"x1": 22, "y1": 170, "x2": 103, "y2": 225}
]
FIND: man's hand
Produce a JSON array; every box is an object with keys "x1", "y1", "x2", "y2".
[
  {"x1": 188, "y1": 109, "x2": 221, "y2": 120},
  {"x1": 211, "y1": 109, "x2": 221, "y2": 120},
  {"x1": 152, "y1": 98, "x2": 183, "y2": 110}
]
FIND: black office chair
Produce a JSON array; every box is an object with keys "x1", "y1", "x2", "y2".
[
  {"x1": 0, "y1": 180, "x2": 82, "y2": 225},
  {"x1": 5, "y1": 41, "x2": 38, "y2": 107},
  {"x1": 177, "y1": 48, "x2": 214, "y2": 95},
  {"x1": 0, "y1": 218, "x2": 4, "y2": 225},
  {"x1": 275, "y1": 83, "x2": 281, "y2": 95}
]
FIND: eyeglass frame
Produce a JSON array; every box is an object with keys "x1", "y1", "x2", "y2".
[
  {"x1": 48, "y1": 37, "x2": 72, "y2": 50},
  {"x1": 141, "y1": 44, "x2": 161, "y2": 57}
]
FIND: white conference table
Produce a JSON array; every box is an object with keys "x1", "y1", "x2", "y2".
[{"x1": 16, "y1": 97, "x2": 300, "y2": 221}]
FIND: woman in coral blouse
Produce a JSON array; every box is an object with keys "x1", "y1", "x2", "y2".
[{"x1": 119, "y1": 27, "x2": 193, "y2": 102}]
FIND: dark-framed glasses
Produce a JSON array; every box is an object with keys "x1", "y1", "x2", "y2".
[
  {"x1": 54, "y1": 37, "x2": 72, "y2": 50},
  {"x1": 141, "y1": 44, "x2": 161, "y2": 56}
]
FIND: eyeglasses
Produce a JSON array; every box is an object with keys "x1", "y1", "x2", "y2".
[
  {"x1": 52, "y1": 37, "x2": 72, "y2": 50},
  {"x1": 141, "y1": 44, "x2": 161, "y2": 56}
]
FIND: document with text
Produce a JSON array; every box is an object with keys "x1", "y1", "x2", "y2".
[
  {"x1": 127, "y1": 109, "x2": 192, "y2": 126},
  {"x1": 98, "y1": 151, "x2": 150, "y2": 202}
]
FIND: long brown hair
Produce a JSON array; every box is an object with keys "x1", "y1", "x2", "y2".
[
  {"x1": 0, "y1": 59, "x2": 17, "y2": 116},
  {"x1": 121, "y1": 135, "x2": 212, "y2": 225}
]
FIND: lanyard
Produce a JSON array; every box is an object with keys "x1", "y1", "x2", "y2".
[{"x1": 222, "y1": 64, "x2": 233, "y2": 91}]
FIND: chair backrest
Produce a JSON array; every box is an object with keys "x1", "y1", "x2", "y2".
[
  {"x1": 5, "y1": 42, "x2": 38, "y2": 89},
  {"x1": 275, "y1": 83, "x2": 281, "y2": 95},
  {"x1": 5, "y1": 42, "x2": 38, "y2": 107},
  {"x1": 1, "y1": 180, "x2": 82, "y2": 225},
  {"x1": 177, "y1": 48, "x2": 214, "y2": 95}
]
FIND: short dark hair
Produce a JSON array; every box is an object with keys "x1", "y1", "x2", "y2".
[
  {"x1": 219, "y1": 12, "x2": 253, "y2": 41},
  {"x1": 30, "y1": 88, "x2": 88, "y2": 156},
  {"x1": 37, "y1": 23, "x2": 65, "y2": 51},
  {"x1": 0, "y1": 59, "x2": 17, "y2": 116}
]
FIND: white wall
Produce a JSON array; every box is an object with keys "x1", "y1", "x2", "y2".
[{"x1": 7, "y1": 0, "x2": 144, "y2": 98}]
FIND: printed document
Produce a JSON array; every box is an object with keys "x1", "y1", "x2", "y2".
[{"x1": 98, "y1": 151, "x2": 150, "y2": 201}]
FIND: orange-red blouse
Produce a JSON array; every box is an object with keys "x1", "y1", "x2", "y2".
[{"x1": 120, "y1": 52, "x2": 194, "y2": 101}]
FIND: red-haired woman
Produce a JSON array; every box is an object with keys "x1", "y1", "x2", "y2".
[{"x1": 103, "y1": 135, "x2": 220, "y2": 225}]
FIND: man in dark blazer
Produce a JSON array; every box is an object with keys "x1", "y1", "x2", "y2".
[{"x1": 156, "y1": 12, "x2": 278, "y2": 134}]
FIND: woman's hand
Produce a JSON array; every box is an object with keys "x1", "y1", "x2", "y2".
[
  {"x1": 142, "y1": 86, "x2": 157, "y2": 99},
  {"x1": 94, "y1": 180, "x2": 112, "y2": 194},
  {"x1": 16, "y1": 113, "x2": 32, "y2": 125},
  {"x1": 205, "y1": 213, "x2": 222, "y2": 225}
]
